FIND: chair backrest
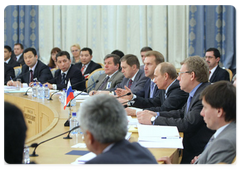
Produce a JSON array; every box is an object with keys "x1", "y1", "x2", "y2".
[
  {"x1": 225, "y1": 68, "x2": 233, "y2": 81},
  {"x1": 14, "y1": 66, "x2": 22, "y2": 77},
  {"x1": 86, "y1": 68, "x2": 105, "y2": 92},
  {"x1": 97, "y1": 62, "x2": 104, "y2": 68},
  {"x1": 50, "y1": 68, "x2": 58, "y2": 77}
]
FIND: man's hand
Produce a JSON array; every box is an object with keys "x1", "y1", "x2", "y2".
[
  {"x1": 190, "y1": 155, "x2": 200, "y2": 164},
  {"x1": 136, "y1": 110, "x2": 157, "y2": 125},
  {"x1": 158, "y1": 156, "x2": 172, "y2": 164},
  {"x1": 7, "y1": 80, "x2": 16, "y2": 86},
  {"x1": 115, "y1": 86, "x2": 133, "y2": 100},
  {"x1": 125, "y1": 107, "x2": 137, "y2": 116}
]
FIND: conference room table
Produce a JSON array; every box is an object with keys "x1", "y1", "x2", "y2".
[{"x1": 4, "y1": 91, "x2": 182, "y2": 164}]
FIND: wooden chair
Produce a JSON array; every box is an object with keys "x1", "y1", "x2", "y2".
[
  {"x1": 50, "y1": 68, "x2": 58, "y2": 77},
  {"x1": 86, "y1": 68, "x2": 105, "y2": 92},
  {"x1": 14, "y1": 66, "x2": 22, "y2": 77},
  {"x1": 97, "y1": 62, "x2": 104, "y2": 68},
  {"x1": 225, "y1": 68, "x2": 233, "y2": 81}
]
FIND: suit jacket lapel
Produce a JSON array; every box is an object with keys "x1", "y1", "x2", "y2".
[{"x1": 210, "y1": 65, "x2": 219, "y2": 82}]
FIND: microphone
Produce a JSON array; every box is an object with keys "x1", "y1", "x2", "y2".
[
  {"x1": 48, "y1": 78, "x2": 88, "y2": 100},
  {"x1": 24, "y1": 83, "x2": 34, "y2": 96},
  {"x1": 29, "y1": 125, "x2": 80, "y2": 157},
  {"x1": 63, "y1": 80, "x2": 99, "y2": 127},
  {"x1": 116, "y1": 92, "x2": 131, "y2": 98},
  {"x1": 121, "y1": 99, "x2": 135, "y2": 108}
]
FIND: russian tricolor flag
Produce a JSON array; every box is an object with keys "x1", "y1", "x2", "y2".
[{"x1": 64, "y1": 80, "x2": 74, "y2": 110}]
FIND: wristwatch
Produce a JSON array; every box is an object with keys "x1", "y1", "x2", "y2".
[{"x1": 151, "y1": 116, "x2": 156, "y2": 124}]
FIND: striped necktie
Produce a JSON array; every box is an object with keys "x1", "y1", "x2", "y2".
[
  {"x1": 128, "y1": 79, "x2": 133, "y2": 88},
  {"x1": 81, "y1": 65, "x2": 85, "y2": 75}
]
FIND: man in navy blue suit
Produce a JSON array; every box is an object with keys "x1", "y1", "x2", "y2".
[
  {"x1": 7, "y1": 47, "x2": 53, "y2": 86},
  {"x1": 77, "y1": 94, "x2": 158, "y2": 164},
  {"x1": 205, "y1": 48, "x2": 229, "y2": 83},
  {"x1": 45, "y1": 51, "x2": 85, "y2": 91}
]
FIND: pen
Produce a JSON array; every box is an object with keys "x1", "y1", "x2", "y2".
[
  {"x1": 160, "y1": 137, "x2": 181, "y2": 139},
  {"x1": 10, "y1": 76, "x2": 13, "y2": 83}
]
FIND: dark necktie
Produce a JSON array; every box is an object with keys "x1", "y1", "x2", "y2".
[
  {"x1": 61, "y1": 73, "x2": 66, "y2": 84},
  {"x1": 98, "y1": 76, "x2": 110, "y2": 90},
  {"x1": 128, "y1": 79, "x2": 133, "y2": 88},
  {"x1": 30, "y1": 70, "x2": 33, "y2": 83}
]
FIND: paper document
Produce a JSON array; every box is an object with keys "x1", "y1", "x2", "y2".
[
  {"x1": 137, "y1": 124, "x2": 183, "y2": 149},
  {"x1": 71, "y1": 152, "x2": 96, "y2": 164}
]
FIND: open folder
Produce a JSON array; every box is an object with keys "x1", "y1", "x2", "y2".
[{"x1": 137, "y1": 124, "x2": 183, "y2": 149}]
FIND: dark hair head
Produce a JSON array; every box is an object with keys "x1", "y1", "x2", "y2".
[
  {"x1": 104, "y1": 54, "x2": 121, "y2": 68},
  {"x1": 81, "y1": 47, "x2": 92, "y2": 55},
  {"x1": 14, "y1": 43, "x2": 24, "y2": 49},
  {"x1": 111, "y1": 50, "x2": 124, "y2": 59},
  {"x1": 4, "y1": 45, "x2": 12, "y2": 52},
  {"x1": 23, "y1": 47, "x2": 37, "y2": 56},
  {"x1": 120, "y1": 54, "x2": 140, "y2": 69},
  {"x1": 51, "y1": 47, "x2": 61, "y2": 54},
  {"x1": 4, "y1": 102, "x2": 27, "y2": 164},
  {"x1": 56, "y1": 51, "x2": 71, "y2": 61},
  {"x1": 200, "y1": 81, "x2": 236, "y2": 122},
  {"x1": 140, "y1": 46, "x2": 152, "y2": 52},
  {"x1": 206, "y1": 48, "x2": 221, "y2": 58}
]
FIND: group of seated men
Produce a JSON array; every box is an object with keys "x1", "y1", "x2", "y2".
[{"x1": 4, "y1": 44, "x2": 235, "y2": 164}]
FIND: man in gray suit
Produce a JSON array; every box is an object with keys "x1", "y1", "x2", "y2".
[
  {"x1": 77, "y1": 94, "x2": 158, "y2": 164},
  {"x1": 89, "y1": 54, "x2": 124, "y2": 94},
  {"x1": 158, "y1": 81, "x2": 236, "y2": 164},
  {"x1": 114, "y1": 54, "x2": 149, "y2": 97}
]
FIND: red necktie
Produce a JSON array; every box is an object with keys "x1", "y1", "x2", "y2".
[
  {"x1": 30, "y1": 70, "x2": 33, "y2": 82},
  {"x1": 128, "y1": 79, "x2": 133, "y2": 88},
  {"x1": 81, "y1": 65, "x2": 85, "y2": 75}
]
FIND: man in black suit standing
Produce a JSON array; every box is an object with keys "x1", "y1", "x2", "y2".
[
  {"x1": 13, "y1": 43, "x2": 25, "y2": 65},
  {"x1": 75, "y1": 47, "x2": 102, "y2": 78},
  {"x1": 7, "y1": 47, "x2": 53, "y2": 86},
  {"x1": 77, "y1": 94, "x2": 158, "y2": 164},
  {"x1": 4, "y1": 63, "x2": 15, "y2": 85},
  {"x1": 137, "y1": 56, "x2": 215, "y2": 164},
  {"x1": 205, "y1": 48, "x2": 229, "y2": 83},
  {"x1": 44, "y1": 51, "x2": 85, "y2": 91},
  {"x1": 4, "y1": 45, "x2": 20, "y2": 68}
]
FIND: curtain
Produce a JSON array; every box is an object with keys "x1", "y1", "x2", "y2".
[
  {"x1": 39, "y1": 5, "x2": 189, "y2": 68},
  {"x1": 4, "y1": 5, "x2": 39, "y2": 55},
  {"x1": 189, "y1": 5, "x2": 236, "y2": 71}
]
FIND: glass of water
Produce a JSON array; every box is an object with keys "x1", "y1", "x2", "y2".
[{"x1": 22, "y1": 145, "x2": 30, "y2": 164}]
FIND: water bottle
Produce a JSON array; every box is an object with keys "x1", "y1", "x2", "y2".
[
  {"x1": 37, "y1": 83, "x2": 44, "y2": 99},
  {"x1": 44, "y1": 84, "x2": 50, "y2": 99},
  {"x1": 32, "y1": 83, "x2": 37, "y2": 97},
  {"x1": 70, "y1": 112, "x2": 79, "y2": 135},
  {"x1": 61, "y1": 89, "x2": 66, "y2": 104}
]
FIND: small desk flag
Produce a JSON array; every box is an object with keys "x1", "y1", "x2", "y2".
[{"x1": 64, "y1": 79, "x2": 74, "y2": 110}]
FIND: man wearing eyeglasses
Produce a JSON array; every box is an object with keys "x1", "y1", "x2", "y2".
[
  {"x1": 75, "y1": 47, "x2": 102, "y2": 78},
  {"x1": 205, "y1": 48, "x2": 229, "y2": 83},
  {"x1": 137, "y1": 56, "x2": 215, "y2": 164}
]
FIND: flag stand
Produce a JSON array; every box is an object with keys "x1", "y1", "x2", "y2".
[{"x1": 64, "y1": 103, "x2": 71, "y2": 127}]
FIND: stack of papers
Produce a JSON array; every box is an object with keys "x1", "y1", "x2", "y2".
[
  {"x1": 137, "y1": 124, "x2": 183, "y2": 149},
  {"x1": 71, "y1": 152, "x2": 96, "y2": 164}
]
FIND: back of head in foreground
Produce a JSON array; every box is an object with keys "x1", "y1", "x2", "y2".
[
  {"x1": 4, "y1": 102, "x2": 27, "y2": 164},
  {"x1": 77, "y1": 94, "x2": 157, "y2": 164}
]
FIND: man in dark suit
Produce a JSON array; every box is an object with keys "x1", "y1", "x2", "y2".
[
  {"x1": 125, "y1": 62, "x2": 188, "y2": 116},
  {"x1": 137, "y1": 56, "x2": 215, "y2": 164},
  {"x1": 44, "y1": 51, "x2": 85, "y2": 91},
  {"x1": 89, "y1": 54, "x2": 124, "y2": 93},
  {"x1": 77, "y1": 94, "x2": 158, "y2": 164},
  {"x1": 7, "y1": 48, "x2": 53, "y2": 86},
  {"x1": 13, "y1": 43, "x2": 25, "y2": 65},
  {"x1": 75, "y1": 47, "x2": 102, "y2": 78},
  {"x1": 114, "y1": 54, "x2": 149, "y2": 97},
  {"x1": 4, "y1": 45, "x2": 20, "y2": 68},
  {"x1": 4, "y1": 63, "x2": 15, "y2": 85},
  {"x1": 205, "y1": 48, "x2": 229, "y2": 83},
  {"x1": 159, "y1": 81, "x2": 236, "y2": 164}
]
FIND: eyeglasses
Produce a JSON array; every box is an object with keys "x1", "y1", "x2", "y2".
[
  {"x1": 204, "y1": 56, "x2": 214, "y2": 59},
  {"x1": 71, "y1": 49, "x2": 79, "y2": 53},
  {"x1": 177, "y1": 71, "x2": 192, "y2": 77}
]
